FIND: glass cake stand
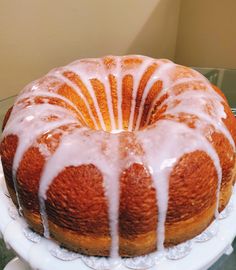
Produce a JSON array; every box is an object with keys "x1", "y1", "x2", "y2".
[{"x1": 0, "y1": 67, "x2": 236, "y2": 270}]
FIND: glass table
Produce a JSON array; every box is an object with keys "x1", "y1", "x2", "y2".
[{"x1": 0, "y1": 68, "x2": 235, "y2": 270}]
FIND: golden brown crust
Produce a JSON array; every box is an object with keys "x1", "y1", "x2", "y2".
[
  {"x1": 122, "y1": 75, "x2": 133, "y2": 129},
  {"x1": 57, "y1": 84, "x2": 96, "y2": 129},
  {"x1": 0, "y1": 135, "x2": 18, "y2": 191},
  {"x1": 119, "y1": 163, "x2": 157, "y2": 239},
  {"x1": 140, "y1": 80, "x2": 163, "y2": 128},
  {"x1": 2, "y1": 106, "x2": 13, "y2": 132},
  {"x1": 63, "y1": 71, "x2": 102, "y2": 129},
  {"x1": 108, "y1": 74, "x2": 119, "y2": 129},
  {"x1": 132, "y1": 63, "x2": 158, "y2": 129},
  {"x1": 46, "y1": 164, "x2": 109, "y2": 236},
  {"x1": 90, "y1": 78, "x2": 112, "y2": 131},
  {"x1": 167, "y1": 151, "x2": 218, "y2": 223}
]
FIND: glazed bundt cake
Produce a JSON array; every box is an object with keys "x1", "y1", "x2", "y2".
[{"x1": 0, "y1": 55, "x2": 236, "y2": 258}]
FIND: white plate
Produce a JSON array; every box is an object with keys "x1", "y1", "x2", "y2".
[{"x1": 0, "y1": 163, "x2": 236, "y2": 270}]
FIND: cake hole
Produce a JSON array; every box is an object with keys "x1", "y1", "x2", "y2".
[{"x1": 75, "y1": 92, "x2": 168, "y2": 134}]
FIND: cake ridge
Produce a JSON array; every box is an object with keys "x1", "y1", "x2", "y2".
[
  {"x1": 51, "y1": 72, "x2": 100, "y2": 130},
  {"x1": 135, "y1": 61, "x2": 174, "y2": 130}
]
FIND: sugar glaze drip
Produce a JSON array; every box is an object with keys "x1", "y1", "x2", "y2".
[
  {"x1": 137, "y1": 120, "x2": 222, "y2": 250},
  {"x1": 1, "y1": 55, "x2": 235, "y2": 259},
  {"x1": 38, "y1": 129, "x2": 121, "y2": 258},
  {"x1": 2, "y1": 103, "x2": 78, "y2": 211}
]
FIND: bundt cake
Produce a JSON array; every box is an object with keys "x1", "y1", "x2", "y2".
[{"x1": 0, "y1": 55, "x2": 236, "y2": 258}]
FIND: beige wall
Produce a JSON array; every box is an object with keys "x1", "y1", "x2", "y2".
[
  {"x1": 175, "y1": 0, "x2": 236, "y2": 69},
  {"x1": 0, "y1": 0, "x2": 181, "y2": 100}
]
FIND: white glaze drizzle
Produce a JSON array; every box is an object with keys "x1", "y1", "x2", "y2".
[
  {"x1": 144, "y1": 77, "x2": 214, "y2": 126},
  {"x1": 1, "y1": 55, "x2": 235, "y2": 259},
  {"x1": 100, "y1": 58, "x2": 116, "y2": 130},
  {"x1": 115, "y1": 56, "x2": 123, "y2": 130},
  {"x1": 127, "y1": 56, "x2": 154, "y2": 131},
  {"x1": 165, "y1": 90, "x2": 235, "y2": 150},
  {"x1": 137, "y1": 120, "x2": 221, "y2": 250},
  {"x1": 65, "y1": 63, "x2": 106, "y2": 131},
  {"x1": 51, "y1": 71, "x2": 99, "y2": 130},
  {"x1": 38, "y1": 129, "x2": 121, "y2": 258},
  {"x1": 16, "y1": 90, "x2": 88, "y2": 126},
  {"x1": 135, "y1": 61, "x2": 175, "y2": 130},
  {"x1": 2, "y1": 104, "x2": 78, "y2": 210}
]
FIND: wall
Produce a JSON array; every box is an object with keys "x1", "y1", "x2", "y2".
[
  {"x1": 0, "y1": 0, "x2": 181, "y2": 100},
  {"x1": 175, "y1": 0, "x2": 236, "y2": 69}
]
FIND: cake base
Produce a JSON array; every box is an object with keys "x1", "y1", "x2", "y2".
[{"x1": 0, "y1": 163, "x2": 236, "y2": 270}]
